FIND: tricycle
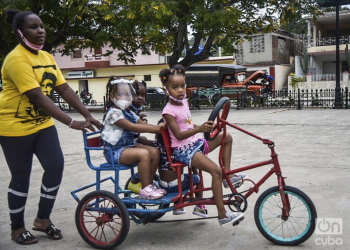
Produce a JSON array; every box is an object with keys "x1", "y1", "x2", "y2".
[{"x1": 71, "y1": 97, "x2": 317, "y2": 249}]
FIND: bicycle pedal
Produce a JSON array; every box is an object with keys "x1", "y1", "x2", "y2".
[
  {"x1": 234, "y1": 182, "x2": 243, "y2": 189},
  {"x1": 233, "y1": 221, "x2": 240, "y2": 226}
]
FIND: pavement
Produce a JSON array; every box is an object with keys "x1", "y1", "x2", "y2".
[{"x1": 0, "y1": 106, "x2": 349, "y2": 250}]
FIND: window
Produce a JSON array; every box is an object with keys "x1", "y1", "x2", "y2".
[
  {"x1": 278, "y1": 37, "x2": 286, "y2": 54},
  {"x1": 250, "y1": 35, "x2": 265, "y2": 53},
  {"x1": 72, "y1": 50, "x2": 82, "y2": 59},
  {"x1": 144, "y1": 75, "x2": 151, "y2": 81}
]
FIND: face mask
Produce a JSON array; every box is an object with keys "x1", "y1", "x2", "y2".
[
  {"x1": 130, "y1": 104, "x2": 142, "y2": 112},
  {"x1": 17, "y1": 29, "x2": 44, "y2": 51},
  {"x1": 113, "y1": 98, "x2": 132, "y2": 110},
  {"x1": 166, "y1": 89, "x2": 187, "y2": 104}
]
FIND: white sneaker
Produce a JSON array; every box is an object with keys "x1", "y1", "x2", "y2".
[
  {"x1": 223, "y1": 174, "x2": 248, "y2": 188},
  {"x1": 218, "y1": 211, "x2": 244, "y2": 226}
]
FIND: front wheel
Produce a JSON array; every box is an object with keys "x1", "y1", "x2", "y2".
[
  {"x1": 254, "y1": 186, "x2": 317, "y2": 246},
  {"x1": 75, "y1": 190, "x2": 130, "y2": 249}
]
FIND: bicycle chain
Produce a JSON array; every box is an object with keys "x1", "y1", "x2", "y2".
[{"x1": 147, "y1": 193, "x2": 245, "y2": 224}]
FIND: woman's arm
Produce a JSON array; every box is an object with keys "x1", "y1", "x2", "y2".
[
  {"x1": 163, "y1": 114, "x2": 213, "y2": 141},
  {"x1": 55, "y1": 83, "x2": 102, "y2": 130},
  {"x1": 116, "y1": 118, "x2": 164, "y2": 134},
  {"x1": 25, "y1": 87, "x2": 94, "y2": 131}
]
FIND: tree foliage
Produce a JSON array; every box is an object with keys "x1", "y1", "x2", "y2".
[{"x1": 0, "y1": 0, "x2": 321, "y2": 70}]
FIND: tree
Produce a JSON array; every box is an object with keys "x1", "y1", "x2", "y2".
[
  {"x1": 0, "y1": 0, "x2": 321, "y2": 70},
  {"x1": 0, "y1": 0, "x2": 151, "y2": 67},
  {"x1": 279, "y1": 19, "x2": 308, "y2": 34}
]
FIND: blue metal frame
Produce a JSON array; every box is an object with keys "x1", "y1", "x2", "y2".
[
  {"x1": 71, "y1": 130, "x2": 190, "y2": 224},
  {"x1": 71, "y1": 130, "x2": 137, "y2": 202}
]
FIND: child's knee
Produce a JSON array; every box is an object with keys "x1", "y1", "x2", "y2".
[
  {"x1": 150, "y1": 146, "x2": 160, "y2": 159},
  {"x1": 212, "y1": 167, "x2": 222, "y2": 179},
  {"x1": 225, "y1": 133, "x2": 233, "y2": 143},
  {"x1": 139, "y1": 149, "x2": 151, "y2": 161}
]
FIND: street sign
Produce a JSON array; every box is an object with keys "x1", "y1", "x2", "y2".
[{"x1": 316, "y1": 0, "x2": 350, "y2": 7}]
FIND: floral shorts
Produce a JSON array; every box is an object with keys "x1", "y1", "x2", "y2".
[{"x1": 173, "y1": 139, "x2": 209, "y2": 167}]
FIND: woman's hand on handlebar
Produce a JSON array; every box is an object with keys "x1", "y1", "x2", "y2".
[
  {"x1": 85, "y1": 115, "x2": 102, "y2": 131},
  {"x1": 197, "y1": 121, "x2": 214, "y2": 133},
  {"x1": 70, "y1": 120, "x2": 93, "y2": 132}
]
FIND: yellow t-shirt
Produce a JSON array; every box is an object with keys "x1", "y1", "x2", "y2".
[{"x1": 0, "y1": 44, "x2": 66, "y2": 136}]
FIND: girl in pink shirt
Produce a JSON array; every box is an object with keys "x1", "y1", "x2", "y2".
[{"x1": 161, "y1": 64, "x2": 246, "y2": 226}]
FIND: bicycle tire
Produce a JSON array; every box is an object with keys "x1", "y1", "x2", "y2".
[
  {"x1": 75, "y1": 190, "x2": 130, "y2": 249},
  {"x1": 254, "y1": 186, "x2": 317, "y2": 246}
]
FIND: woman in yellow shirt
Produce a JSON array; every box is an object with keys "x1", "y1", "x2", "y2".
[{"x1": 0, "y1": 9, "x2": 101, "y2": 245}]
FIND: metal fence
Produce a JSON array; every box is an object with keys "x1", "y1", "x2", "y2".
[{"x1": 144, "y1": 88, "x2": 350, "y2": 110}]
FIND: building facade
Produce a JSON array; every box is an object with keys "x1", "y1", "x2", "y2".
[
  {"x1": 235, "y1": 29, "x2": 294, "y2": 91},
  {"x1": 300, "y1": 10, "x2": 350, "y2": 78}
]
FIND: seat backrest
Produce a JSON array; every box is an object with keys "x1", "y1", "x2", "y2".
[
  {"x1": 87, "y1": 136, "x2": 103, "y2": 147},
  {"x1": 83, "y1": 131, "x2": 104, "y2": 148},
  {"x1": 161, "y1": 127, "x2": 186, "y2": 169}
]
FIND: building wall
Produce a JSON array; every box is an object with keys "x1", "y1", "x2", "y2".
[
  {"x1": 241, "y1": 33, "x2": 273, "y2": 64},
  {"x1": 53, "y1": 43, "x2": 160, "y2": 69},
  {"x1": 271, "y1": 33, "x2": 291, "y2": 65},
  {"x1": 61, "y1": 64, "x2": 170, "y2": 104},
  {"x1": 275, "y1": 65, "x2": 290, "y2": 91}
]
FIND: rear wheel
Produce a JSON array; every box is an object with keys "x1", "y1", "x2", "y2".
[
  {"x1": 91, "y1": 100, "x2": 97, "y2": 106},
  {"x1": 75, "y1": 190, "x2": 130, "y2": 249},
  {"x1": 189, "y1": 94, "x2": 209, "y2": 109},
  {"x1": 241, "y1": 92, "x2": 257, "y2": 108},
  {"x1": 210, "y1": 93, "x2": 221, "y2": 106},
  {"x1": 254, "y1": 186, "x2": 317, "y2": 246}
]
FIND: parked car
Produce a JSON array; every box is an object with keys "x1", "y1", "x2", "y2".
[
  {"x1": 145, "y1": 87, "x2": 166, "y2": 109},
  {"x1": 185, "y1": 64, "x2": 273, "y2": 105}
]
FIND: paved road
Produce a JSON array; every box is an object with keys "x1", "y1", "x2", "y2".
[{"x1": 0, "y1": 107, "x2": 349, "y2": 250}]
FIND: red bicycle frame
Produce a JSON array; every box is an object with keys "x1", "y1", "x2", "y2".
[{"x1": 163, "y1": 115, "x2": 291, "y2": 219}]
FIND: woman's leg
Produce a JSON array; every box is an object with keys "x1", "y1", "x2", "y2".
[
  {"x1": 119, "y1": 147, "x2": 152, "y2": 188},
  {"x1": 0, "y1": 133, "x2": 37, "y2": 243},
  {"x1": 190, "y1": 152, "x2": 227, "y2": 219},
  {"x1": 31, "y1": 126, "x2": 64, "y2": 239}
]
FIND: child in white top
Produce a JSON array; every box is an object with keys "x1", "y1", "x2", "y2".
[
  {"x1": 161, "y1": 65, "x2": 246, "y2": 226},
  {"x1": 102, "y1": 76, "x2": 166, "y2": 200}
]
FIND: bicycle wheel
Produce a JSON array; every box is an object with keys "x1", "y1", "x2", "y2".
[
  {"x1": 75, "y1": 190, "x2": 130, "y2": 249},
  {"x1": 240, "y1": 92, "x2": 257, "y2": 108},
  {"x1": 124, "y1": 174, "x2": 169, "y2": 221},
  {"x1": 254, "y1": 186, "x2": 317, "y2": 246}
]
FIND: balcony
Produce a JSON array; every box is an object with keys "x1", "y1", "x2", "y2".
[{"x1": 313, "y1": 35, "x2": 350, "y2": 46}]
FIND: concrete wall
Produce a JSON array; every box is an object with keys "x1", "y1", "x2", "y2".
[
  {"x1": 241, "y1": 33, "x2": 273, "y2": 64},
  {"x1": 288, "y1": 73, "x2": 350, "y2": 91},
  {"x1": 275, "y1": 65, "x2": 290, "y2": 91}
]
